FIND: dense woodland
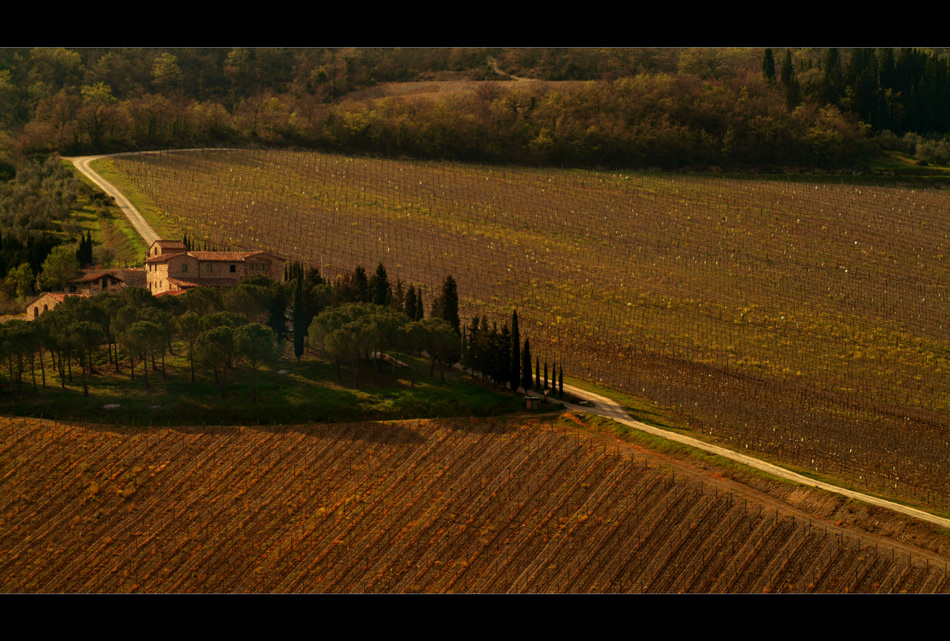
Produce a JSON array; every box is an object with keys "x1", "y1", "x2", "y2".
[{"x1": 0, "y1": 47, "x2": 948, "y2": 171}]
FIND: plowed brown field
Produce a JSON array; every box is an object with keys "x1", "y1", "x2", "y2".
[{"x1": 1, "y1": 414, "x2": 946, "y2": 593}]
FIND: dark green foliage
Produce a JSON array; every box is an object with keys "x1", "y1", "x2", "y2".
[
  {"x1": 391, "y1": 278, "x2": 405, "y2": 314},
  {"x1": 266, "y1": 282, "x2": 289, "y2": 342},
  {"x1": 822, "y1": 48, "x2": 844, "y2": 107},
  {"x1": 0, "y1": 231, "x2": 61, "y2": 281},
  {"x1": 2, "y1": 48, "x2": 949, "y2": 168},
  {"x1": 509, "y1": 310, "x2": 520, "y2": 391},
  {"x1": 558, "y1": 364, "x2": 563, "y2": 397},
  {"x1": 762, "y1": 49, "x2": 775, "y2": 83},
  {"x1": 431, "y1": 275, "x2": 459, "y2": 334},
  {"x1": 780, "y1": 49, "x2": 800, "y2": 108},
  {"x1": 413, "y1": 287, "x2": 424, "y2": 321},
  {"x1": 332, "y1": 265, "x2": 370, "y2": 305},
  {"x1": 521, "y1": 338, "x2": 533, "y2": 392},
  {"x1": 535, "y1": 356, "x2": 541, "y2": 392},
  {"x1": 75, "y1": 231, "x2": 93, "y2": 266},
  {"x1": 368, "y1": 262, "x2": 391, "y2": 307},
  {"x1": 292, "y1": 275, "x2": 305, "y2": 361},
  {"x1": 404, "y1": 284, "x2": 417, "y2": 321}
]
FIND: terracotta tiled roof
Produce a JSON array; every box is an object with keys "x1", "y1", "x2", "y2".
[
  {"x1": 68, "y1": 270, "x2": 124, "y2": 284},
  {"x1": 118, "y1": 268, "x2": 147, "y2": 286},
  {"x1": 187, "y1": 251, "x2": 256, "y2": 262},
  {"x1": 167, "y1": 276, "x2": 242, "y2": 288},
  {"x1": 242, "y1": 251, "x2": 287, "y2": 262},
  {"x1": 25, "y1": 291, "x2": 89, "y2": 306},
  {"x1": 155, "y1": 240, "x2": 187, "y2": 250}
]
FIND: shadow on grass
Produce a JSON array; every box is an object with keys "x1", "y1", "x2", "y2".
[{"x1": 0, "y1": 355, "x2": 528, "y2": 439}]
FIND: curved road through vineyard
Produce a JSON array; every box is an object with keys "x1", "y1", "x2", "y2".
[
  {"x1": 69, "y1": 155, "x2": 160, "y2": 246},
  {"x1": 67, "y1": 151, "x2": 950, "y2": 534}
]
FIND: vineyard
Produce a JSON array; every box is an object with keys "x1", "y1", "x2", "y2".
[
  {"x1": 1, "y1": 414, "x2": 946, "y2": 593},
  {"x1": 104, "y1": 149, "x2": 950, "y2": 511}
]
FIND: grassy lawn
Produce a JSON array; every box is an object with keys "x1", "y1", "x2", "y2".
[
  {"x1": 0, "y1": 344, "x2": 530, "y2": 427},
  {"x1": 62, "y1": 159, "x2": 148, "y2": 267},
  {"x1": 87, "y1": 158, "x2": 185, "y2": 241}
]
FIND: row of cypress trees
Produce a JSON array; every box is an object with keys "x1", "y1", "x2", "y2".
[{"x1": 461, "y1": 309, "x2": 564, "y2": 397}]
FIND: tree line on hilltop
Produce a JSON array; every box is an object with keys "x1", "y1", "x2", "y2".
[{"x1": 0, "y1": 48, "x2": 947, "y2": 172}]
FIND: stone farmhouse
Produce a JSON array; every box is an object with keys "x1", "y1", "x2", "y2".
[
  {"x1": 21, "y1": 240, "x2": 285, "y2": 320},
  {"x1": 145, "y1": 240, "x2": 285, "y2": 295}
]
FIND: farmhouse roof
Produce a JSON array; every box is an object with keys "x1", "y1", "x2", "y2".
[
  {"x1": 167, "y1": 276, "x2": 244, "y2": 289},
  {"x1": 187, "y1": 251, "x2": 256, "y2": 262},
  {"x1": 145, "y1": 253, "x2": 190, "y2": 264},
  {"x1": 119, "y1": 268, "x2": 147, "y2": 287},
  {"x1": 242, "y1": 251, "x2": 287, "y2": 262},
  {"x1": 25, "y1": 291, "x2": 89, "y2": 306},
  {"x1": 154, "y1": 240, "x2": 187, "y2": 251},
  {"x1": 67, "y1": 269, "x2": 126, "y2": 284},
  {"x1": 145, "y1": 250, "x2": 285, "y2": 264}
]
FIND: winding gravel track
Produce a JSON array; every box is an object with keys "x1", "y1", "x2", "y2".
[
  {"x1": 66, "y1": 154, "x2": 160, "y2": 246},
  {"x1": 557, "y1": 382, "x2": 950, "y2": 532},
  {"x1": 66, "y1": 150, "x2": 950, "y2": 533}
]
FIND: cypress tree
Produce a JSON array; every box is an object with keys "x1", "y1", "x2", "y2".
[
  {"x1": 762, "y1": 48, "x2": 776, "y2": 83},
  {"x1": 521, "y1": 338, "x2": 532, "y2": 392},
  {"x1": 510, "y1": 310, "x2": 520, "y2": 391},
  {"x1": 414, "y1": 287, "x2": 424, "y2": 321},
  {"x1": 391, "y1": 278, "x2": 405, "y2": 313},
  {"x1": 369, "y1": 262, "x2": 390, "y2": 307},
  {"x1": 496, "y1": 323, "x2": 510, "y2": 387},
  {"x1": 822, "y1": 47, "x2": 844, "y2": 106},
  {"x1": 543, "y1": 362, "x2": 549, "y2": 390},
  {"x1": 465, "y1": 316, "x2": 480, "y2": 372},
  {"x1": 780, "y1": 49, "x2": 800, "y2": 108},
  {"x1": 292, "y1": 275, "x2": 304, "y2": 361},
  {"x1": 437, "y1": 275, "x2": 460, "y2": 334},
  {"x1": 405, "y1": 284, "x2": 417, "y2": 320},
  {"x1": 535, "y1": 356, "x2": 541, "y2": 391},
  {"x1": 353, "y1": 266, "x2": 369, "y2": 303},
  {"x1": 558, "y1": 363, "x2": 564, "y2": 397}
]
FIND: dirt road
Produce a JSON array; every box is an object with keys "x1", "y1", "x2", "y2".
[
  {"x1": 557, "y1": 382, "x2": 950, "y2": 532},
  {"x1": 66, "y1": 154, "x2": 160, "y2": 246}
]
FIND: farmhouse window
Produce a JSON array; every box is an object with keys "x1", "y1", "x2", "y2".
[
  {"x1": 230, "y1": 264, "x2": 236, "y2": 273},
  {"x1": 205, "y1": 264, "x2": 212, "y2": 273},
  {"x1": 182, "y1": 264, "x2": 188, "y2": 273}
]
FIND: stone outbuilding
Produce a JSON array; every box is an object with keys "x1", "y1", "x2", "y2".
[{"x1": 25, "y1": 292, "x2": 88, "y2": 319}]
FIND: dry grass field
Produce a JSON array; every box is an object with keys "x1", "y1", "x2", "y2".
[
  {"x1": 2, "y1": 413, "x2": 947, "y2": 593},
  {"x1": 104, "y1": 149, "x2": 950, "y2": 513}
]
